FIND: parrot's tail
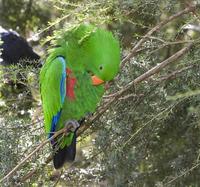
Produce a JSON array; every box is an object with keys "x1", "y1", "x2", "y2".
[{"x1": 53, "y1": 132, "x2": 77, "y2": 169}]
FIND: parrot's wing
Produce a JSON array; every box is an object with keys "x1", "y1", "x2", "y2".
[{"x1": 40, "y1": 57, "x2": 66, "y2": 137}]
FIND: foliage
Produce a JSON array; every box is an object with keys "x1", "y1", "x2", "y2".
[
  {"x1": 1, "y1": 0, "x2": 200, "y2": 186},
  {"x1": 0, "y1": 0, "x2": 52, "y2": 36}
]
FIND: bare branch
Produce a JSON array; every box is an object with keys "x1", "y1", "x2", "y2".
[
  {"x1": 121, "y1": 4, "x2": 196, "y2": 67},
  {"x1": 133, "y1": 43, "x2": 193, "y2": 84},
  {"x1": 157, "y1": 64, "x2": 195, "y2": 82},
  {"x1": 165, "y1": 162, "x2": 200, "y2": 185}
]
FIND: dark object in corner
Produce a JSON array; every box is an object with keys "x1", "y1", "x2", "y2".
[
  {"x1": 0, "y1": 27, "x2": 40, "y2": 66},
  {"x1": 0, "y1": 27, "x2": 41, "y2": 115}
]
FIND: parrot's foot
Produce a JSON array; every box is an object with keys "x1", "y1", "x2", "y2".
[{"x1": 64, "y1": 120, "x2": 80, "y2": 133}]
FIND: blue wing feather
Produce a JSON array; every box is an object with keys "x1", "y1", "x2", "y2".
[
  {"x1": 59, "y1": 56, "x2": 66, "y2": 103},
  {"x1": 49, "y1": 56, "x2": 66, "y2": 140}
]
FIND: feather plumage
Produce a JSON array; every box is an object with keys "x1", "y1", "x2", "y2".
[{"x1": 40, "y1": 24, "x2": 120, "y2": 168}]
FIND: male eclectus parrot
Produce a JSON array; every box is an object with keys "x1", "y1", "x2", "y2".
[{"x1": 40, "y1": 24, "x2": 120, "y2": 169}]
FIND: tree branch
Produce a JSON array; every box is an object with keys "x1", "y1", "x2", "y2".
[
  {"x1": 133, "y1": 43, "x2": 193, "y2": 84},
  {"x1": 157, "y1": 64, "x2": 195, "y2": 82},
  {"x1": 165, "y1": 162, "x2": 200, "y2": 185}
]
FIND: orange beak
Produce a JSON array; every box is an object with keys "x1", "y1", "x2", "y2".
[{"x1": 91, "y1": 75, "x2": 104, "y2": 85}]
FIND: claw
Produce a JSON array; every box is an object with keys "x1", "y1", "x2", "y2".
[{"x1": 64, "y1": 120, "x2": 80, "y2": 133}]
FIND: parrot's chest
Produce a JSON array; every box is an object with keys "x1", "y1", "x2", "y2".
[
  {"x1": 66, "y1": 68, "x2": 76, "y2": 100},
  {"x1": 59, "y1": 72, "x2": 104, "y2": 124}
]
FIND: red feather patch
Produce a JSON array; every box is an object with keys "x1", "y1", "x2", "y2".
[{"x1": 66, "y1": 68, "x2": 76, "y2": 100}]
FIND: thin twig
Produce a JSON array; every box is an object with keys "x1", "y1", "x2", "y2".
[
  {"x1": 133, "y1": 43, "x2": 193, "y2": 84},
  {"x1": 121, "y1": 4, "x2": 196, "y2": 67},
  {"x1": 165, "y1": 162, "x2": 200, "y2": 185},
  {"x1": 118, "y1": 102, "x2": 178, "y2": 151},
  {"x1": 157, "y1": 64, "x2": 195, "y2": 82},
  {"x1": 20, "y1": 154, "x2": 52, "y2": 183},
  {"x1": 52, "y1": 170, "x2": 64, "y2": 187}
]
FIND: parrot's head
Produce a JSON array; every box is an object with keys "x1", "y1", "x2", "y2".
[{"x1": 77, "y1": 25, "x2": 120, "y2": 86}]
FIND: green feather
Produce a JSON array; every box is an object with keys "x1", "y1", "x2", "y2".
[{"x1": 40, "y1": 58, "x2": 65, "y2": 133}]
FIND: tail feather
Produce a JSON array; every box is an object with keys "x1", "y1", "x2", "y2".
[{"x1": 53, "y1": 133, "x2": 77, "y2": 169}]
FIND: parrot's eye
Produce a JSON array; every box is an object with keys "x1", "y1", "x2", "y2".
[{"x1": 99, "y1": 65, "x2": 103, "y2": 71}]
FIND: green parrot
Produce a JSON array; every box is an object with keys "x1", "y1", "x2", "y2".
[{"x1": 40, "y1": 24, "x2": 120, "y2": 169}]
